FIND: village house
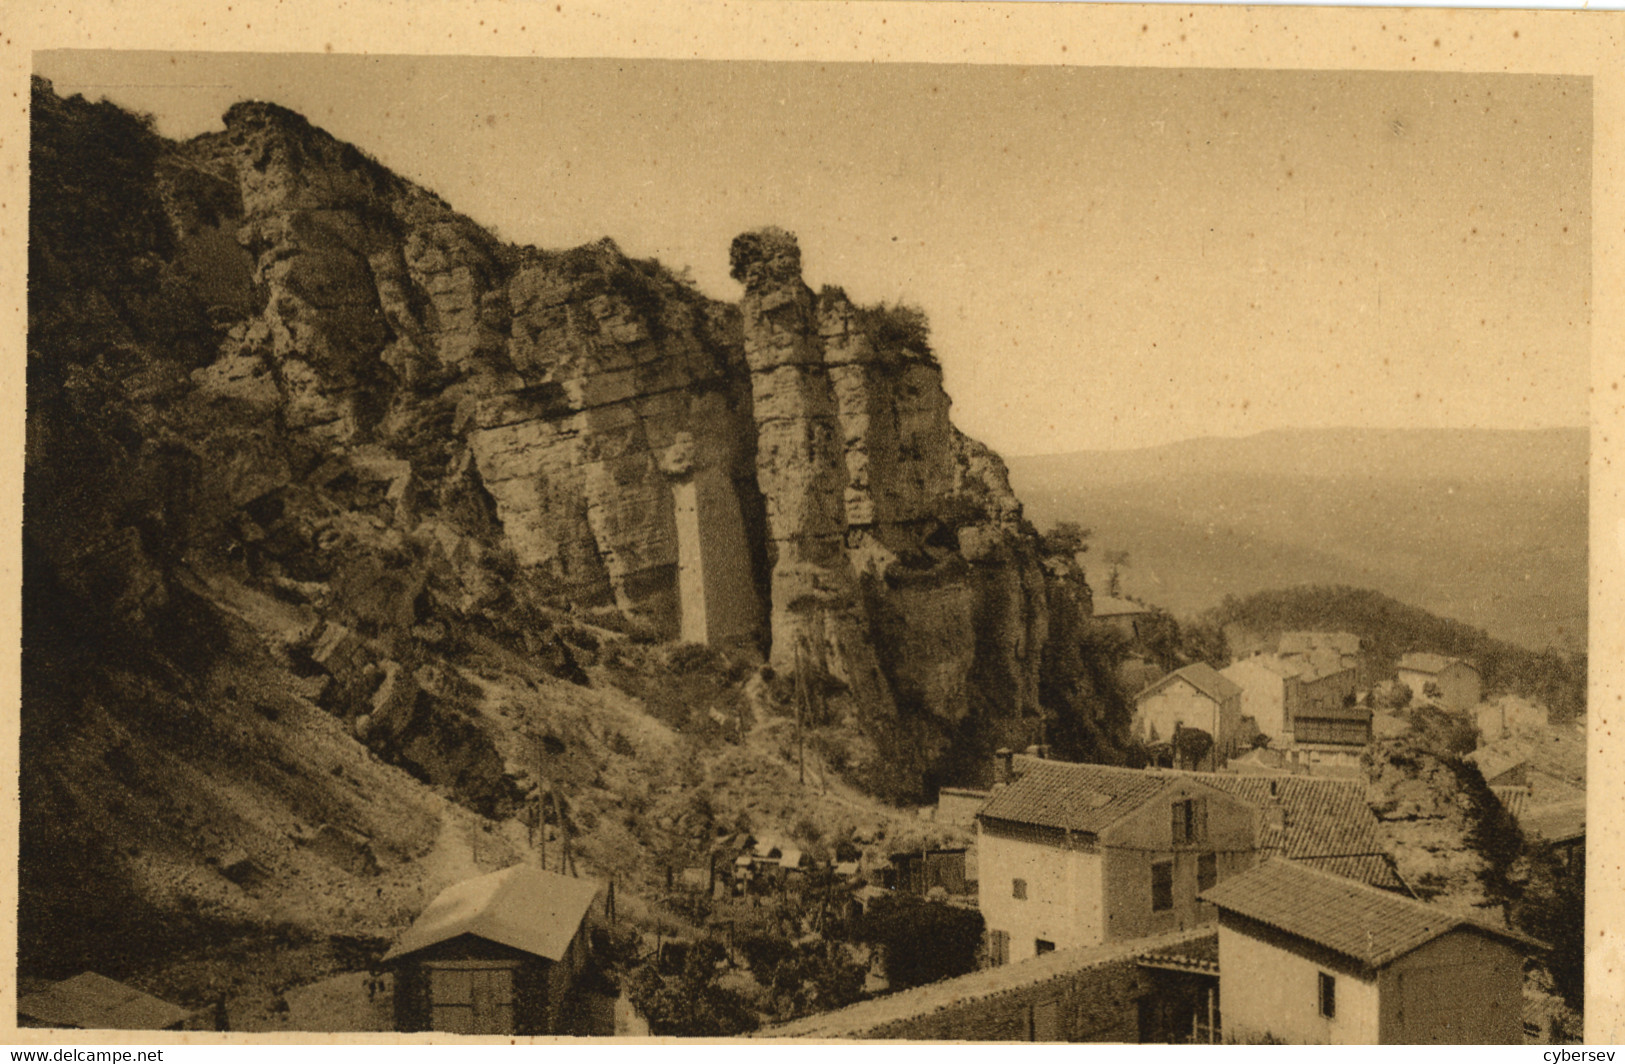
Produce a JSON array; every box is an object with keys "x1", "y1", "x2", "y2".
[
  {"x1": 935, "y1": 786, "x2": 992, "y2": 829},
  {"x1": 977, "y1": 759, "x2": 1257, "y2": 963},
  {"x1": 1203, "y1": 859, "x2": 1541, "y2": 1044},
  {"x1": 1133, "y1": 663, "x2": 1244, "y2": 770},
  {"x1": 17, "y1": 973, "x2": 195, "y2": 1031},
  {"x1": 975, "y1": 754, "x2": 1403, "y2": 966},
  {"x1": 1277, "y1": 631, "x2": 1364, "y2": 683},
  {"x1": 1288, "y1": 701, "x2": 1373, "y2": 775},
  {"x1": 384, "y1": 864, "x2": 603, "y2": 1036},
  {"x1": 1395, "y1": 653, "x2": 1481, "y2": 713},
  {"x1": 1466, "y1": 748, "x2": 1529, "y2": 790},
  {"x1": 1092, "y1": 595, "x2": 1153, "y2": 642},
  {"x1": 1475, "y1": 695, "x2": 1550, "y2": 740},
  {"x1": 1514, "y1": 798, "x2": 1586, "y2": 868},
  {"x1": 1221, "y1": 653, "x2": 1358, "y2": 747},
  {"x1": 1220, "y1": 655, "x2": 1300, "y2": 742}
]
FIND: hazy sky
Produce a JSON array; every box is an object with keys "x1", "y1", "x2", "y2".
[{"x1": 35, "y1": 52, "x2": 1591, "y2": 455}]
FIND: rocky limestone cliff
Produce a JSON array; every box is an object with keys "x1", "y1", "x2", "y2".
[
  {"x1": 26, "y1": 77, "x2": 1120, "y2": 820},
  {"x1": 21, "y1": 77, "x2": 1142, "y2": 1003}
]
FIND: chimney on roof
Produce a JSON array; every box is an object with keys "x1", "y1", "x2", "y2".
[
  {"x1": 1024, "y1": 744, "x2": 1049, "y2": 760},
  {"x1": 993, "y1": 748, "x2": 1015, "y2": 786},
  {"x1": 1262, "y1": 796, "x2": 1286, "y2": 834}
]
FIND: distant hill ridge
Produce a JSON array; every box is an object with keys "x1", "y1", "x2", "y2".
[
  {"x1": 1014, "y1": 427, "x2": 1588, "y2": 485},
  {"x1": 1007, "y1": 427, "x2": 1588, "y2": 652}
]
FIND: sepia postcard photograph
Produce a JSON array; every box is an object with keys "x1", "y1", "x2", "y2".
[{"x1": 5, "y1": 0, "x2": 1622, "y2": 1048}]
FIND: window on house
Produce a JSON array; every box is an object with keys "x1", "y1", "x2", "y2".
[
  {"x1": 1172, "y1": 798, "x2": 1208, "y2": 844},
  {"x1": 1013, "y1": 877, "x2": 1028, "y2": 900},
  {"x1": 1151, "y1": 860, "x2": 1174, "y2": 912},
  {"x1": 1035, "y1": 939, "x2": 1056, "y2": 955},
  {"x1": 989, "y1": 929, "x2": 1010, "y2": 967},
  {"x1": 1318, "y1": 972, "x2": 1337, "y2": 1019},
  {"x1": 1198, "y1": 852, "x2": 1218, "y2": 892}
]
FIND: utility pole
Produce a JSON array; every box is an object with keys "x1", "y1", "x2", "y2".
[{"x1": 794, "y1": 643, "x2": 807, "y2": 786}]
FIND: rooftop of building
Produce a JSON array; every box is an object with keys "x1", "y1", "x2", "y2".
[
  {"x1": 980, "y1": 755, "x2": 1403, "y2": 890},
  {"x1": 1136, "y1": 662, "x2": 1243, "y2": 705},
  {"x1": 758, "y1": 928, "x2": 1213, "y2": 1039},
  {"x1": 1201, "y1": 858, "x2": 1543, "y2": 968},
  {"x1": 17, "y1": 973, "x2": 193, "y2": 1031},
  {"x1": 1397, "y1": 652, "x2": 1479, "y2": 676},
  {"x1": 1092, "y1": 595, "x2": 1153, "y2": 618},
  {"x1": 383, "y1": 863, "x2": 603, "y2": 963}
]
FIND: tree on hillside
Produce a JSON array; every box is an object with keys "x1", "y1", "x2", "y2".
[
  {"x1": 1180, "y1": 618, "x2": 1230, "y2": 670},
  {"x1": 855, "y1": 895, "x2": 984, "y2": 990},
  {"x1": 1138, "y1": 608, "x2": 1186, "y2": 673},
  {"x1": 627, "y1": 938, "x2": 760, "y2": 1036},
  {"x1": 1201, "y1": 585, "x2": 1585, "y2": 718},
  {"x1": 1173, "y1": 726, "x2": 1214, "y2": 771},
  {"x1": 1103, "y1": 549, "x2": 1130, "y2": 597},
  {"x1": 1513, "y1": 843, "x2": 1585, "y2": 1013},
  {"x1": 1041, "y1": 521, "x2": 1091, "y2": 559}
]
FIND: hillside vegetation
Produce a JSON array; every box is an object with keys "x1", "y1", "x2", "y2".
[
  {"x1": 1200, "y1": 586, "x2": 1585, "y2": 723},
  {"x1": 21, "y1": 76, "x2": 1138, "y2": 1022}
]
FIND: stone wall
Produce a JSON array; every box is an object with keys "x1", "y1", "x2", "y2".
[{"x1": 762, "y1": 929, "x2": 1213, "y2": 1041}]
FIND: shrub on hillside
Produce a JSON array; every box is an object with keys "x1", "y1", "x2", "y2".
[{"x1": 854, "y1": 895, "x2": 984, "y2": 990}]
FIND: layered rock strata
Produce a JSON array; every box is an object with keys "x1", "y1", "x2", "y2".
[{"x1": 28, "y1": 80, "x2": 1090, "y2": 802}]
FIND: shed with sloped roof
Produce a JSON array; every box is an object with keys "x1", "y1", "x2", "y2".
[
  {"x1": 1202, "y1": 859, "x2": 1541, "y2": 1044},
  {"x1": 17, "y1": 973, "x2": 194, "y2": 1031},
  {"x1": 385, "y1": 864, "x2": 603, "y2": 1036}
]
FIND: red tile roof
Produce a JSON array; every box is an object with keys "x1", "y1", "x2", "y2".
[
  {"x1": 1491, "y1": 786, "x2": 1530, "y2": 821},
  {"x1": 1202, "y1": 859, "x2": 1543, "y2": 968}
]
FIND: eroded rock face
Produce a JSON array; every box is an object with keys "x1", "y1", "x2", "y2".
[
  {"x1": 730, "y1": 228, "x2": 1054, "y2": 741},
  {"x1": 28, "y1": 81, "x2": 1091, "y2": 805}
]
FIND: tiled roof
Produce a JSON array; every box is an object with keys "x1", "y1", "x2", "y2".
[
  {"x1": 1137, "y1": 662, "x2": 1243, "y2": 705},
  {"x1": 17, "y1": 973, "x2": 193, "y2": 1031},
  {"x1": 383, "y1": 864, "x2": 603, "y2": 963},
  {"x1": 978, "y1": 759, "x2": 1172, "y2": 835},
  {"x1": 980, "y1": 757, "x2": 1403, "y2": 889},
  {"x1": 1491, "y1": 786, "x2": 1530, "y2": 821},
  {"x1": 1138, "y1": 931, "x2": 1221, "y2": 974},
  {"x1": 1398, "y1": 652, "x2": 1478, "y2": 676},
  {"x1": 1278, "y1": 631, "x2": 1361, "y2": 656},
  {"x1": 1295, "y1": 854, "x2": 1404, "y2": 887},
  {"x1": 1092, "y1": 595, "x2": 1151, "y2": 618},
  {"x1": 1202, "y1": 859, "x2": 1543, "y2": 968},
  {"x1": 758, "y1": 928, "x2": 1213, "y2": 1038},
  {"x1": 1223, "y1": 656, "x2": 1301, "y2": 684},
  {"x1": 1468, "y1": 748, "x2": 1526, "y2": 783},
  {"x1": 1197, "y1": 774, "x2": 1399, "y2": 887},
  {"x1": 1520, "y1": 798, "x2": 1585, "y2": 844}
]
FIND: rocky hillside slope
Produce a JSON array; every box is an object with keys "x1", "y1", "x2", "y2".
[{"x1": 23, "y1": 78, "x2": 1129, "y2": 999}]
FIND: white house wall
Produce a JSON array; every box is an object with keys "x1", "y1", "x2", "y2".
[
  {"x1": 1137, "y1": 680, "x2": 1219, "y2": 745},
  {"x1": 1218, "y1": 921, "x2": 1379, "y2": 1044},
  {"x1": 1221, "y1": 660, "x2": 1288, "y2": 740},
  {"x1": 978, "y1": 824, "x2": 1104, "y2": 960},
  {"x1": 1377, "y1": 931, "x2": 1524, "y2": 1044}
]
